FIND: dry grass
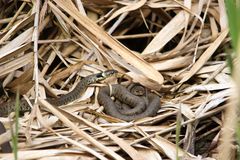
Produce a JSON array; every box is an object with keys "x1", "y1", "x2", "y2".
[{"x1": 0, "y1": 0, "x2": 234, "y2": 159}]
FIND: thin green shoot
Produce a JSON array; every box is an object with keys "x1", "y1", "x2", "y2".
[
  {"x1": 11, "y1": 90, "x2": 20, "y2": 160},
  {"x1": 176, "y1": 107, "x2": 181, "y2": 160}
]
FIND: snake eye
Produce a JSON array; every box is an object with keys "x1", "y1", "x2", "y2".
[
  {"x1": 96, "y1": 73, "x2": 104, "y2": 78},
  {"x1": 87, "y1": 80, "x2": 91, "y2": 83}
]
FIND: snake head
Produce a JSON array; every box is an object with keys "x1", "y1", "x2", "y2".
[
  {"x1": 101, "y1": 69, "x2": 118, "y2": 78},
  {"x1": 96, "y1": 69, "x2": 118, "y2": 81},
  {"x1": 86, "y1": 70, "x2": 118, "y2": 84}
]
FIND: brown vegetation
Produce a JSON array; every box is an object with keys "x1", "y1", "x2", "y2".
[{"x1": 0, "y1": 0, "x2": 233, "y2": 159}]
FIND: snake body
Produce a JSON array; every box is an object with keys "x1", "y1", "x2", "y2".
[
  {"x1": 0, "y1": 70, "x2": 117, "y2": 117},
  {"x1": 98, "y1": 84, "x2": 160, "y2": 121},
  {"x1": 114, "y1": 84, "x2": 148, "y2": 115}
]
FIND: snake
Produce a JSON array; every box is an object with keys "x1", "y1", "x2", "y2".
[
  {"x1": 0, "y1": 70, "x2": 116, "y2": 152},
  {"x1": 114, "y1": 84, "x2": 148, "y2": 115},
  {"x1": 0, "y1": 70, "x2": 117, "y2": 117},
  {"x1": 98, "y1": 84, "x2": 160, "y2": 121}
]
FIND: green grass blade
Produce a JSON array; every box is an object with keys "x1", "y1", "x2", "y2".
[
  {"x1": 225, "y1": 0, "x2": 240, "y2": 51},
  {"x1": 11, "y1": 90, "x2": 20, "y2": 160}
]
